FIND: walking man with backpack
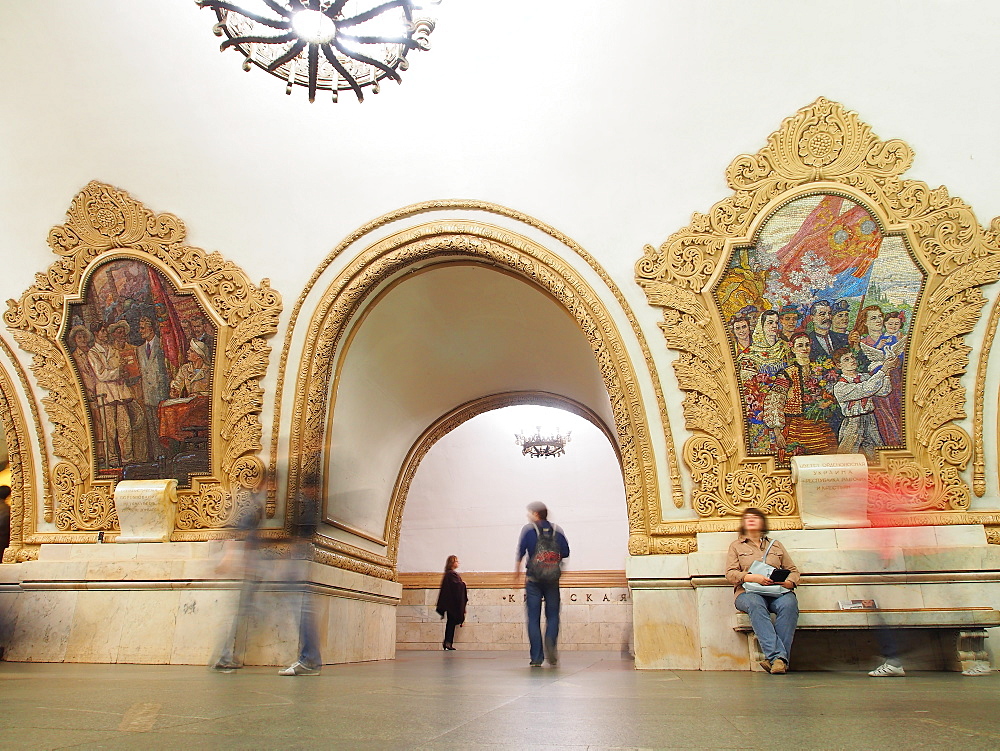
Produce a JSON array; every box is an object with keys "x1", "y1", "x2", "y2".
[{"x1": 515, "y1": 502, "x2": 570, "y2": 667}]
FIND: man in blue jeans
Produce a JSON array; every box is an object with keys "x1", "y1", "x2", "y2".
[{"x1": 515, "y1": 502, "x2": 570, "y2": 667}]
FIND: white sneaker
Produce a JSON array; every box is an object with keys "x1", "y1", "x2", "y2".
[
  {"x1": 278, "y1": 661, "x2": 320, "y2": 676},
  {"x1": 868, "y1": 662, "x2": 905, "y2": 677},
  {"x1": 962, "y1": 663, "x2": 992, "y2": 676}
]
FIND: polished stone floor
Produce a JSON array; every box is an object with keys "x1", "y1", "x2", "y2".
[{"x1": 1, "y1": 651, "x2": 999, "y2": 750}]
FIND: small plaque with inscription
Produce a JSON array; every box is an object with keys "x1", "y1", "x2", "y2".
[
  {"x1": 790, "y1": 454, "x2": 869, "y2": 529},
  {"x1": 113, "y1": 479, "x2": 178, "y2": 543}
]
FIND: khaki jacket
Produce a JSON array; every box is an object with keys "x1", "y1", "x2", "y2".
[{"x1": 725, "y1": 536, "x2": 801, "y2": 599}]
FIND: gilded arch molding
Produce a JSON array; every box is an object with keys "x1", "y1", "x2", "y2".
[
  {"x1": 637, "y1": 97, "x2": 1000, "y2": 531},
  {"x1": 383, "y1": 391, "x2": 621, "y2": 567},
  {"x1": 0, "y1": 336, "x2": 41, "y2": 562},
  {"x1": 4, "y1": 182, "x2": 281, "y2": 538},
  {"x1": 286, "y1": 220, "x2": 689, "y2": 577},
  {"x1": 269, "y1": 201, "x2": 684, "y2": 518}
]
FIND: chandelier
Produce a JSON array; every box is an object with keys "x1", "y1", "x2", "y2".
[
  {"x1": 515, "y1": 427, "x2": 572, "y2": 459},
  {"x1": 197, "y1": 0, "x2": 438, "y2": 103}
]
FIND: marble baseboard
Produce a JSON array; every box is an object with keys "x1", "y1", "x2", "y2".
[
  {"x1": 396, "y1": 586, "x2": 632, "y2": 653},
  {"x1": 0, "y1": 543, "x2": 400, "y2": 666}
]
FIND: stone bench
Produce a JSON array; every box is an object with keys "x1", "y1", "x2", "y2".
[{"x1": 734, "y1": 607, "x2": 1000, "y2": 675}]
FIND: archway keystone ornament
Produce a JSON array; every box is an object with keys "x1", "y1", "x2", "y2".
[
  {"x1": 636, "y1": 98, "x2": 1000, "y2": 531},
  {"x1": 5, "y1": 182, "x2": 281, "y2": 538}
]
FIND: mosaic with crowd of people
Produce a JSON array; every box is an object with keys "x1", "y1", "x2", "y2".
[{"x1": 714, "y1": 193, "x2": 923, "y2": 463}]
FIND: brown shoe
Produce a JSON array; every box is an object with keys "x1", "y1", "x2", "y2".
[
  {"x1": 770, "y1": 658, "x2": 788, "y2": 674},
  {"x1": 758, "y1": 659, "x2": 772, "y2": 673}
]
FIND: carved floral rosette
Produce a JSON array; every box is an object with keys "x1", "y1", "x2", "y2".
[
  {"x1": 636, "y1": 98, "x2": 1000, "y2": 525},
  {"x1": 4, "y1": 182, "x2": 281, "y2": 535}
]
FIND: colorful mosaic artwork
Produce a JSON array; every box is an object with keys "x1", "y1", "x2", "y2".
[
  {"x1": 714, "y1": 193, "x2": 924, "y2": 463},
  {"x1": 64, "y1": 259, "x2": 216, "y2": 485}
]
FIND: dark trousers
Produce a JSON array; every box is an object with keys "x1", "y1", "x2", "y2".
[
  {"x1": 526, "y1": 579, "x2": 560, "y2": 664},
  {"x1": 444, "y1": 613, "x2": 460, "y2": 646}
]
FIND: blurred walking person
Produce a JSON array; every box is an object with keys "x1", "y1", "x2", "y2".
[
  {"x1": 212, "y1": 506, "x2": 264, "y2": 673},
  {"x1": 278, "y1": 474, "x2": 323, "y2": 676},
  {"x1": 436, "y1": 555, "x2": 467, "y2": 650},
  {"x1": 515, "y1": 502, "x2": 570, "y2": 667}
]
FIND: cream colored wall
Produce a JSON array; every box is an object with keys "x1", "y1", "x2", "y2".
[
  {"x1": 2, "y1": 1, "x2": 1000, "y2": 532},
  {"x1": 396, "y1": 405, "x2": 628, "y2": 573}
]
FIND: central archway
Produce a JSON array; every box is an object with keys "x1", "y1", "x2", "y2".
[
  {"x1": 386, "y1": 391, "x2": 621, "y2": 567},
  {"x1": 285, "y1": 220, "x2": 664, "y2": 578}
]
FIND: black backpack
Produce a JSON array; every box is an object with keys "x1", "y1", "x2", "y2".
[{"x1": 528, "y1": 524, "x2": 563, "y2": 583}]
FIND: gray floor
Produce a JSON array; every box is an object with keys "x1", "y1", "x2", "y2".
[{"x1": 1, "y1": 651, "x2": 998, "y2": 750}]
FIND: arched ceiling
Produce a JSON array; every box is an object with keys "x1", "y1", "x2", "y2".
[{"x1": 325, "y1": 263, "x2": 612, "y2": 543}]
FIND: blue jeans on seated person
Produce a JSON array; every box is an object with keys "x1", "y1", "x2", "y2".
[
  {"x1": 736, "y1": 591, "x2": 798, "y2": 663},
  {"x1": 526, "y1": 579, "x2": 560, "y2": 664}
]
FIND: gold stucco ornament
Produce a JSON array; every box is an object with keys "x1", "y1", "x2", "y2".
[
  {"x1": 637, "y1": 98, "x2": 1000, "y2": 531},
  {"x1": 5, "y1": 182, "x2": 281, "y2": 538}
]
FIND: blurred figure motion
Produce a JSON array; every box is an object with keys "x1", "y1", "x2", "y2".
[
  {"x1": 212, "y1": 502, "x2": 264, "y2": 673},
  {"x1": 865, "y1": 495, "x2": 907, "y2": 677},
  {"x1": 277, "y1": 474, "x2": 322, "y2": 676},
  {"x1": 436, "y1": 555, "x2": 467, "y2": 650},
  {"x1": 212, "y1": 473, "x2": 323, "y2": 676}
]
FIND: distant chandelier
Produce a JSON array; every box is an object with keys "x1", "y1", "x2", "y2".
[
  {"x1": 515, "y1": 427, "x2": 572, "y2": 459},
  {"x1": 197, "y1": 0, "x2": 438, "y2": 103}
]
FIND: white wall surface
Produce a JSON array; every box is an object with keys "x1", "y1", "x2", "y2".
[
  {"x1": 3, "y1": 1, "x2": 1000, "y2": 526},
  {"x1": 396, "y1": 405, "x2": 628, "y2": 572}
]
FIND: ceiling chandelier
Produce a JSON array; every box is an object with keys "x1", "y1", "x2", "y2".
[
  {"x1": 515, "y1": 427, "x2": 572, "y2": 459},
  {"x1": 197, "y1": 0, "x2": 438, "y2": 103}
]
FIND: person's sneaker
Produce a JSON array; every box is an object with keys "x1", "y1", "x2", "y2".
[
  {"x1": 278, "y1": 661, "x2": 320, "y2": 676},
  {"x1": 544, "y1": 637, "x2": 559, "y2": 666},
  {"x1": 868, "y1": 662, "x2": 905, "y2": 677},
  {"x1": 962, "y1": 663, "x2": 992, "y2": 676},
  {"x1": 758, "y1": 659, "x2": 772, "y2": 673},
  {"x1": 769, "y1": 658, "x2": 788, "y2": 674},
  {"x1": 212, "y1": 661, "x2": 241, "y2": 673},
  {"x1": 529, "y1": 661, "x2": 543, "y2": 667}
]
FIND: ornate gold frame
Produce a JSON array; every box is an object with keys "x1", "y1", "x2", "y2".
[
  {"x1": 285, "y1": 220, "x2": 685, "y2": 580},
  {"x1": 4, "y1": 182, "x2": 281, "y2": 538},
  {"x1": 0, "y1": 336, "x2": 41, "y2": 561},
  {"x1": 637, "y1": 98, "x2": 1000, "y2": 528},
  {"x1": 383, "y1": 391, "x2": 621, "y2": 566}
]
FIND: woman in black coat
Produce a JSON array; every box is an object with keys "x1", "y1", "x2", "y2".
[{"x1": 436, "y1": 555, "x2": 468, "y2": 650}]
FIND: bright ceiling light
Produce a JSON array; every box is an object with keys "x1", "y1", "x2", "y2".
[
  {"x1": 196, "y1": 0, "x2": 439, "y2": 103},
  {"x1": 291, "y1": 9, "x2": 336, "y2": 44}
]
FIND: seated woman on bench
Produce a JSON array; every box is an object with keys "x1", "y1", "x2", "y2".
[{"x1": 726, "y1": 507, "x2": 800, "y2": 674}]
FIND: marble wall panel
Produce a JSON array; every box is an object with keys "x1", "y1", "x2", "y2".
[
  {"x1": 4, "y1": 591, "x2": 78, "y2": 662},
  {"x1": 697, "y1": 587, "x2": 750, "y2": 671},
  {"x1": 396, "y1": 586, "x2": 632, "y2": 652},
  {"x1": 631, "y1": 588, "x2": 699, "y2": 670},
  {"x1": 171, "y1": 588, "x2": 235, "y2": 665},
  {"x1": 117, "y1": 590, "x2": 180, "y2": 664},
  {"x1": 64, "y1": 590, "x2": 129, "y2": 663}
]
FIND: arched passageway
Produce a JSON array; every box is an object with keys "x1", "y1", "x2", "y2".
[{"x1": 282, "y1": 220, "x2": 666, "y2": 580}]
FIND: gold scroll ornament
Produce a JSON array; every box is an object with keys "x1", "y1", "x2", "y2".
[
  {"x1": 5, "y1": 182, "x2": 281, "y2": 536},
  {"x1": 636, "y1": 98, "x2": 1000, "y2": 526}
]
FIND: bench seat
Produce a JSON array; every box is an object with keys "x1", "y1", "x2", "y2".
[
  {"x1": 734, "y1": 607, "x2": 999, "y2": 674},
  {"x1": 735, "y1": 607, "x2": 1000, "y2": 631}
]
